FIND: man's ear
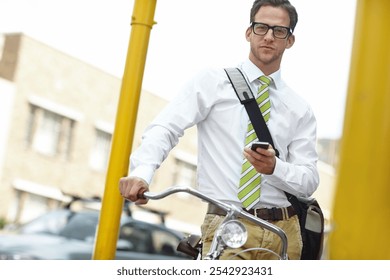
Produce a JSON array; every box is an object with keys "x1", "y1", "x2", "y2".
[
  {"x1": 245, "y1": 27, "x2": 252, "y2": 42},
  {"x1": 286, "y1": 34, "x2": 295, "y2": 49}
]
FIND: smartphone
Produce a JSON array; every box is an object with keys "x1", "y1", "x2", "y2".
[{"x1": 251, "y1": 141, "x2": 269, "y2": 151}]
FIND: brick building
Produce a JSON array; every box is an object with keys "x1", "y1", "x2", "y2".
[{"x1": 0, "y1": 33, "x2": 204, "y2": 232}]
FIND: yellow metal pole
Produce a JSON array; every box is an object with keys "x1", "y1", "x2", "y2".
[
  {"x1": 329, "y1": 0, "x2": 390, "y2": 259},
  {"x1": 92, "y1": 0, "x2": 157, "y2": 259}
]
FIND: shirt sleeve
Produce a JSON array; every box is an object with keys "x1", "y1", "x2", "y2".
[
  {"x1": 265, "y1": 106, "x2": 320, "y2": 197},
  {"x1": 129, "y1": 71, "x2": 212, "y2": 185}
]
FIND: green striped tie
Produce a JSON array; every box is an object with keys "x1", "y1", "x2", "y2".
[{"x1": 238, "y1": 75, "x2": 271, "y2": 210}]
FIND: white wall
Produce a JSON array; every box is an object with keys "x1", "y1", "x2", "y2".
[{"x1": 0, "y1": 78, "x2": 15, "y2": 181}]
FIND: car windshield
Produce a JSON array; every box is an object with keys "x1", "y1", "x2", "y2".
[
  {"x1": 19, "y1": 210, "x2": 99, "y2": 242},
  {"x1": 19, "y1": 210, "x2": 70, "y2": 235},
  {"x1": 59, "y1": 212, "x2": 99, "y2": 241}
]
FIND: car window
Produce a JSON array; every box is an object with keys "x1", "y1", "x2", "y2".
[
  {"x1": 118, "y1": 221, "x2": 182, "y2": 257},
  {"x1": 59, "y1": 212, "x2": 99, "y2": 241},
  {"x1": 118, "y1": 222, "x2": 153, "y2": 254},
  {"x1": 151, "y1": 229, "x2": 180, "y2": 256}
]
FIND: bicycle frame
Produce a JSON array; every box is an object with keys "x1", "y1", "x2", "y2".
[{"x1": 142, "y1": 186, "x2": 288, "y2": 260}]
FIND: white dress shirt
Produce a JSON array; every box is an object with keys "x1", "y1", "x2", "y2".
[{"x1": 130, "y1": 59, "x2": 319, "y2": 208}]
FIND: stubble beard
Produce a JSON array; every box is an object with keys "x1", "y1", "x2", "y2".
[{"x1": 249, "y1": 44, "x2": 283, "y2": 73}]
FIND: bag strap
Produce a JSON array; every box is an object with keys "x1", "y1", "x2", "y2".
[
  {"x1": 225, "y1": 67, "x2": 299, "y2": 200},
  {"x1": 224, "y1": 67, "x2": 279, "y2": 157}
]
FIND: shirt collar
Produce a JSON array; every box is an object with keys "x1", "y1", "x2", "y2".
[{"x1": 241, "y1": 59, "x2": 282, "y2": 90}]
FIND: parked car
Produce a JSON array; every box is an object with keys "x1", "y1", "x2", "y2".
[{"x1": 0, "y1": 199, "x2": 191, "y2": 260}]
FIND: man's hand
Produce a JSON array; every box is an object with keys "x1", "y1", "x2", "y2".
[
  {"x1": 243, "y1": 144, "x2": 276, "y2": 175},
  {"x1": 119, "y1": 176, "x2": 149, "y2": 205}
]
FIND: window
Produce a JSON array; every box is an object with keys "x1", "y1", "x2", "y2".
[
  {"x1": 151, "y1": 229, "x2": 180, "y2": 256},
  {"x1": 118, "y1": 222, "x2": 181, "y2": 256},
  {"x1": 26, "y1": 105, "x2": 75, "y2": 158},
  {"x1": 119, "y1": 223, "x2": 153, "y2": 253},
  {"x1": 172, "y1": 154, "x2": 197, "y2": 199},
  {"x1": 89, "y1": 128, "x2": 112, "y2": 171},
  {"x1": 59, "y1": 212, "x2": 99, "y2": 241},
  {"x1": 172, "y1": 150, "x2": 197, "y2": 189},
  {"x1": 32, "y1": 110, "x2": 62, "y2": 156},
  {"x1": 26, "y1": 96, "x2": 81, "y2": 159},
  {"x1": 173, "y1": 158, "x2": 197, "y2": 188},
  {"x1": 20, "y1": 211, "x2": 69, "y2": 235}
]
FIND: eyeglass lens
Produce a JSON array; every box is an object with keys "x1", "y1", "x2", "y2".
[{"x1": 253, "y1": 23, "x2": 290, "y2": 39}]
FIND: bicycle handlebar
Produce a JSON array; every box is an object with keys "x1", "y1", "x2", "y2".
[{"x1": 142, "y1": 185, "x2": 288, "y2": 260}]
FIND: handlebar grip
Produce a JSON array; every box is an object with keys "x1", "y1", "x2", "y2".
[{"x1": 137, "y1": 190, "x2": 147, "y2": 200}]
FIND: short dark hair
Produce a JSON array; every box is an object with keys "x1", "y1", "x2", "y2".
[{"x1": 250, "y1": 0, "x2": 298, "y2": 32}]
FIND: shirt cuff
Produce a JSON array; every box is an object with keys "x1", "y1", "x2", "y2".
[
  {"x1": 129, "y1": 165, "x2": 155, "y2": 185},
  {"x1": 264, "y1": 157, "x2": 286, "y2": 183}
]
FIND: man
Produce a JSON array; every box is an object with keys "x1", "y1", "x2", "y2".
[{"x1": 119, "y1": 0, "x2": 319, "y2": 260}]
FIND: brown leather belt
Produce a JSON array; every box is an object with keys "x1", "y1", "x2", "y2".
[{"x1": 207, "y1": 204, "x2": 296, "y2": 221}]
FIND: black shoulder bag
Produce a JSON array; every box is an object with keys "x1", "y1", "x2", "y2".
[{"x1": 225, "y1": 67, "x2": 325, "y2": 260}]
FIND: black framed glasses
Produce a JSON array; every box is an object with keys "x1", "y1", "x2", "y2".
[{"x1": 251, "y1": 22, "x2": 292, "y2": 39}]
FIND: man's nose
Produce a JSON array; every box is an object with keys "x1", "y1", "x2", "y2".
[{"x1": 264, "y1": 28, "x2": 275, "y2": 40}]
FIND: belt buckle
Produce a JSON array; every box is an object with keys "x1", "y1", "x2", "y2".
[{"x1": 253, "y1": 207, "x2": 260, "y2": 218}]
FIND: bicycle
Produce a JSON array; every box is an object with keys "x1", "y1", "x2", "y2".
[{"x1": 141, "y1": 186, "x2": 288, "y2": 260}]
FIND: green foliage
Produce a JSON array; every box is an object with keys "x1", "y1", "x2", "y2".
[{"x1": 0, "y1": 217, "x2": 6, "y2": 229}]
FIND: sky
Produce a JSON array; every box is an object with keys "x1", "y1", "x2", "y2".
[{"x1": 0, "y1": 0, "x2": 357, "y2": 139}]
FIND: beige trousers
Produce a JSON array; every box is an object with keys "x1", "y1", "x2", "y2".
[{"x1": 201, "y1": 214, "x2": 302, "y2": 260}]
